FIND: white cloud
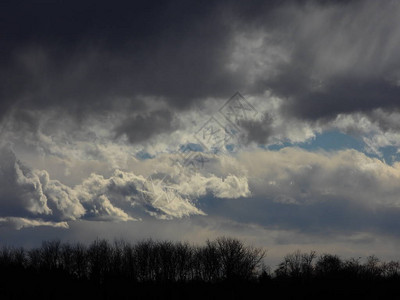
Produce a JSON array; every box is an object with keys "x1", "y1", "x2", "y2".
[
  {"x1": 331, "y1": 110, "x2": 400, "y2": 157},
  {"x1": 3, "y1": 121, "x2": 400, "y2": 234},
  {"x1": 14, "y1": 161, "x2": 52, "y2": 215}
]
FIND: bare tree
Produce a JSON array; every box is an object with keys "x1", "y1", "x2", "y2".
[
  {"x1": 215, "y1": 237, "x2": 265, "y2": 281},
  {"x1": 41, "y1": 240, "x2": 61, "y2": 271},
  {"x1": 276, "y1": 250, "x2": 316, "y2": 279},
  {"x1": 315, "y1": 254, "x2": 343, "y2": 277},
  {"x1": 363, "y1": 255, "x2": 382, "y2": 279},
  {"x1": 134, "y1": 239, "x2": 155, "y2": 282},
  {"x1": 71, "y1": 243, "x2": 88, "y2": 280},
  {"x1": 87, "y1": 239, "x2": 112, "y2": 283},
  {"x1": 381, "y1": 260, "x2": 400, "y2": 279},
  {"x1": 198, "y1": 239, "x2": 222, "y2": 281},
  {"x1": 174, "y1": 242, "x2": 193, "y2": 281},
  {"x1": 28, "y1": 248, "x2": 42, "y2": 271},
  {"x1": 342, "y1": 257, "x2": 362, "y2": 278}
]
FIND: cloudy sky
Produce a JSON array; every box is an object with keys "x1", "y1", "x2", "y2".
[{"x1": 1, "y1": 0, "x2": 400, "y2": 264}]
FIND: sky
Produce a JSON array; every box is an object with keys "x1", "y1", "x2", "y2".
[{"x1": 1, "y1": 0, "x2": 400, "y2": 265}]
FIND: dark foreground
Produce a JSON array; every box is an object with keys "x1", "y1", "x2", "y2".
[{"x1": 1, "y1": 274, "x2": 399, "y2": 299}]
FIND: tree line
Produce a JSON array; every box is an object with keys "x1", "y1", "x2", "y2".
[
  {"x1": 0, "y1": 237, "x2": 265, "y2": 284},
  {"x1": 0, "y1": 237, "x2": 399, "y2": 299},
  {"x1": 274, "y1": 250, "x2": 400, "y2": 281}
]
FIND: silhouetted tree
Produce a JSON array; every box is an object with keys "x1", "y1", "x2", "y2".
[
  {"x1": 342, "y1": 257, "x2": 363, "y2": 279},
  {"x1": 215, "y1": 237, "x2": 265, "y2": 281},
  {"x1": 71, "y1": 242, "x2": 88, "y2": 280},
  {"x1": 41, "y1": 240, "x2": 61, "y2": 271},
  {"x1": 174, "y1": 242, "x2": 193, "y2": 281},
  {"x1": 363, "y1": 255, "x2": 382, "y2": 279},
  {"x1": 28, "y1": 247, "x2": 42, "y2": 272},
  {"x1": 0, "y1": 246, "x2": 25, "y2": 270},
  {"x1": 197, "y1": 240, "x2": 222, "y2": 281},
  {"x1": 315, "y1": 254, "x2": 343, "y2": 278},
  {"x1": 87, "y1": 239, "x2": 112, "y2": 283},
  {"x1": 134, "y1": 239, "x2": 155, "y2": 282},
  {"x1": 276, "y1": 250, "x2": 316, "y2": 279},
  {"x1": 381, "y1": 260, "x2": 400, "y2": 279}
]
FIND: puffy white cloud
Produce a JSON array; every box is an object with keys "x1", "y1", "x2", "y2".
[
  {"x1": 14, "y1": 160, "x2": 52, "y2": 216},
  {"x1": 0, "y1": 146, "x2": 85, "y2": 221},
  {"x1": 75, "y1": 169, "x2": 204, "y2": 220},
  {"x1": 176, "y1": 173, "x2": 249, "y2": 199},
  {"x1": 137, "y1": 169, "x2": 249, "y2": 219},
  {"x1": 39, "y1": 173, "x2": 85, "y2": 220},
  {"x1": 0, "y1": 146, "x2": 137, "y2": 225},
  {"x1": 0, "y1": 146, "x2": 253, "y2": 227},
  {"x1": 82, "y1": 194, "x2": 134, "y2": 222}
]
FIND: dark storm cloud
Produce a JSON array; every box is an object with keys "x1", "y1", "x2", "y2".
[
  {"x1": 266, "y1": 0, "x2": 400, "y2": 121},
  {"x1": 115, "y1": 109, "x2": 178, "y2": 143},
  {"x1": 0, "y1": 0, "x2": 242, "y2": 118},
  {"x1": 0, "y1": 1, "x2": 307, "y2": 114},
  {"x1": 2, "y1": 0, "x2": 400, "y2": 142},
  {"x1": 0, "y1": 0, "x2": 283, "y2": 144},
  {"x1": 283, "y1": 76, "x2": 400, "y2": 121}
]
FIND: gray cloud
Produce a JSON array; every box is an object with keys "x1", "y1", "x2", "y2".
[
  {"x1": 0, "y1": 217, "x2": 69, "y2": 230},
  {"x1": 115, "y1": 109, "x2": 179, "y2": 144},
  {"x1": 268, "y1": 0, "x2": 400, "y2": 121},
  {"x1": 238, "y1": 112, "x2": 275, "y2": 144},
  {"x1": 213, "y1": 148, "x2": 400, "y2": 237}
]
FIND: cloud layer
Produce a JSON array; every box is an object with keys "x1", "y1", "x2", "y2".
[
  {"x1": 2, "y1": 142, "x2": 400, "y2": 241},
  {"x1": 1, "y1": 0, "x2": 400, "y2": 263}
]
